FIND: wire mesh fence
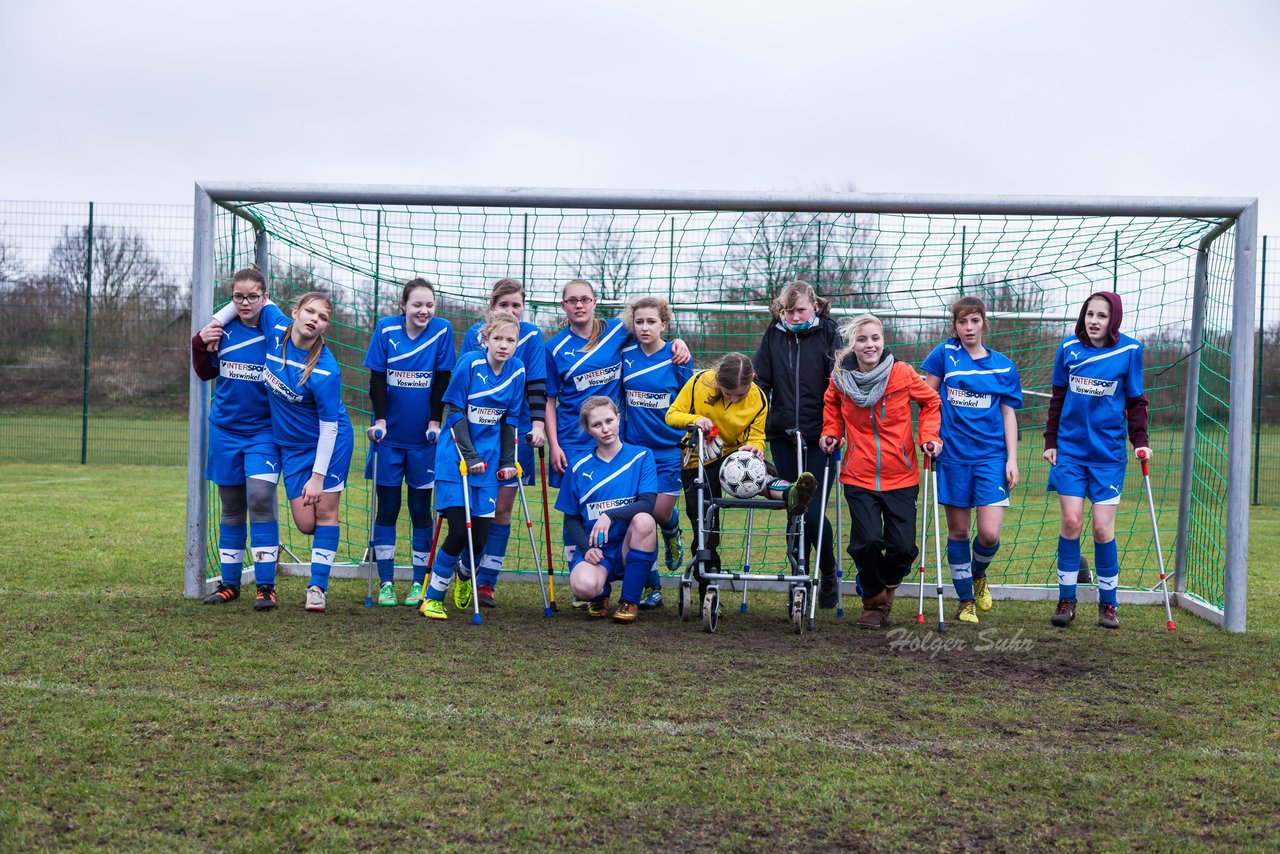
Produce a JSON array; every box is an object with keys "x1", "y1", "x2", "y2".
[{"x1": 0, "y1": 201, "x2": 192, "y2": 465}]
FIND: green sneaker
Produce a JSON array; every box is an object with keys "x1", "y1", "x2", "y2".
[
  {"x1": 663, "y1": 528, "x2": 684, "y2": 571},
  {"x1": 403, "y1": 582, "x2": 424, "y2": 607},
  {"x1": 377, "y1": 582, "x2": 398, "y2": 607},
  {"x1": 454, "y1": 576, "x2": 474, "y2": 610},
  {"x1": 421, "y1": 598, "x2": 447, "y2": 620}
]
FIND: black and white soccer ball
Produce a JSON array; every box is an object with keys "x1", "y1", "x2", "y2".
[{"x1": 719, "y1": 450, "x2": 768, "y2": 499}]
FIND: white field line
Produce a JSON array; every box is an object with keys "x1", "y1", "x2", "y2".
[
  {"x1": 0, "y1": 588, "x2": 170, "y2": 599},
  {"x1": 0, "y1": 478, "x2": 94, "y2": 487},
  {"x1": 0, "y1": 675, "x2": 1261, "y2": 760}
]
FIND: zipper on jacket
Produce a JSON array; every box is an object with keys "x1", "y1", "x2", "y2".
[{"x1": 872, "y1": 402, "x2": 883, "y2": 491}]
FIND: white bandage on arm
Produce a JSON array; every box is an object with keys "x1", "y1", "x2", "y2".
[{"x1": 312, "y1": 420, "x2": 338, "y2": 476}]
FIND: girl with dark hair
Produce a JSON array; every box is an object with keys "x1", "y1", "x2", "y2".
[
  {"x1": 667, "y1": 353, "x2": 817, "y2": 586},
  {"x1": 1043, "y1": 292, "x2": 1150, "y2": 629},
  {"x1": 363, "y1": 278, "x2": 455, "y2": 607},
  {"x1": 192, "y1": 268, "x2": 282, "y2": 611}
]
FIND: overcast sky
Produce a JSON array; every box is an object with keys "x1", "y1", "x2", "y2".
[{"x1": 2, "y1": 0, "x2": 1278, "y2": 233}]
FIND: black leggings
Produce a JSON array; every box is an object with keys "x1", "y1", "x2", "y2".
[
  {"x1": 844, "y1": 483, "x2": 919, "y2": 599},
  {"x1": 440, "y1": 505, "x2": 491, "y2": 559},
  {"x1": 681, "y1": 460, "x2": 724, "y2": 572},
  {"x1": 375, "y1": 485, "x2": 432, "y2": 529}
]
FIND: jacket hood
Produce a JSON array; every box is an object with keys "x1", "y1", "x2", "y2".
[{"x1": 1076, "y1": 291, "x2": 1123, "y2": 347}]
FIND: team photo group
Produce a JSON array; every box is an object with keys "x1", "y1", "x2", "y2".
[{"x1": 192, "y1": 272, "x2": 1150, "y2": 630}]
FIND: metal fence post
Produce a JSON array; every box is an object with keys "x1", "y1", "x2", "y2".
[{"x1": 80, "y1": 202, "x2": 93, "y2": 464}]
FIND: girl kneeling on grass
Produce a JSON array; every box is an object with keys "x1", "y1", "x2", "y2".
[
  {"x1": 420, "y1": 311, "x2": 525, "y2": 621},
  {"x1": 1043, "y1": 292, "x2": 1149, "y2": 630},
  {"x1": 820, "y1": 314, "x2": 941, "y2": 630},
  {"x1": 921, "y1": 297, "x2": 1023, "y2": 626},
  {"x1": 558, "y1": 396, "x2": 660, "y2": 623},
  {"x1": 665, "y1": 353, "x2": 818, "y2": 599},
  {"x1": 193, "y1": 268, "x2": 282, "y2": 611}
]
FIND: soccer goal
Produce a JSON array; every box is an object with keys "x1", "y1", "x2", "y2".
[{"x1": 185, "y1": 183, "x2": 1257, "y2": 632}]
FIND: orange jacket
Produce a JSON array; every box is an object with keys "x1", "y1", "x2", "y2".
[{"x1": 821, "y1": 360, "x2": 941, "y2": 491}]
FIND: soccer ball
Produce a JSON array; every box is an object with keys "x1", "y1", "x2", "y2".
[{"x1": 719, "y1": 450, "x2": 768, "y2": 499}]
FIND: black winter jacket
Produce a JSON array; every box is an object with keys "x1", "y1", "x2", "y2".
[{"x1": 752, "y1": 315, "x2": 840, "y2": 442}]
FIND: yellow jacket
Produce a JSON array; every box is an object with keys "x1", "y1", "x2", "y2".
[{"x1": 666, "y1": 370, "x2": 768, "y2": 468}]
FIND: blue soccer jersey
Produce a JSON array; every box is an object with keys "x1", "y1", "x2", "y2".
[
  {"x1": 459, "y1": 319, "x2": 547, "y2": 435},
  {"x1": 207, "y1": 314, "x2": 275, "y2": 436},
  {"x1": 435, "y1": 354, "x2": 526, "y2": 489},
  {"x1": 1052, "y1": 333, "x2": 1145, "y2": 466},
  {"x1": 363, "y1": 315, "x2": 455, "y2": 448},
  {"x1": 546, "y1": 317, "x2": 629, "y2": 449},
  {"x1": 262, "y1": 320, "x2": 352, "y2": 450},
  {"x1": 621, "y1": 341, "x2": 692, "y2": 452},
  {"x1": 555, "y1": 442, "x2": 658, "y2": 541},
  {"x1": 921, "y1": 340, "x2": 1023, "y2": 463}
]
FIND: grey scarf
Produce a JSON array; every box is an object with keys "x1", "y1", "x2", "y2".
[{"x1": 834, "y1": 353, "x2": 895, "y2": 408}]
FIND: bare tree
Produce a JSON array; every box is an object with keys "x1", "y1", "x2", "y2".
[
  {"x1": 0, "y1": 240, "x2": 22, "y2": 288},
  {"x1": 724, "y1": 210, "x2": 887, "y2": 307},
  {"x1": 48, "y1": 225, "x2": 170, "y2": 314},
  {"x1": 574, "y1": 215, "x2": 639, "y2": 302}
]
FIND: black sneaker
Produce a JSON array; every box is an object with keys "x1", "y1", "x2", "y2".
[
  {"x1": 785, "y1": 472, "x2": 817, "y2": 516},
  {"x1": 253, "y1": 584, "x2": 277, "y2": 611},
  {"x1": 1077, "y1": 555, "x2": 1091, "y2": 585},
  {"x1": 1097, "y1": 603, "x2": 1120, "y2": 629},
  {"x1": 1051, "y1": 598, "x2": 1075, "y2": 627},
  {"x1": 203, "y1": 582, "x2": 239, "y2": 604},
  {"x1": 818, "y1": 570, "x2": 839, "y2": 609}
]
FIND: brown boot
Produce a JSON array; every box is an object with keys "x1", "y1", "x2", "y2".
[
  {"x1": 858, "y1": 591, "x2": 888, "y2": 629},
  {"x1": 880, "y1": 585, "x2": 898, "y2": 625}
]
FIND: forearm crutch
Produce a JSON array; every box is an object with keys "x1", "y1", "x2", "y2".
[
  {"x1": 537, "y1": 445, "x2": 558, "y2": 610},
  {"x1": 459, "y1": 460, "x2": 483, "y2": 626},
  {"x1": 1138, "y1": 450, "x2": 1176, "y2": 630}
]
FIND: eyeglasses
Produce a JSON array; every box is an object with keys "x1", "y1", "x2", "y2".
[
  {"x1": 231, "y1": 293, "x2": 264, "y2": 304},
  {"x1": 562, "y1": 296, "x2": 595, "y2": 307}
]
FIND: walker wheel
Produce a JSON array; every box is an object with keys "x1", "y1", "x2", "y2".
[
  {"x1": 702, "y1": 588, "x2": 719, "y2": 633},
  {"x1": 791, "y1": 586, "x2": 807, "y2": 635},
  {"x1": 678, "y1": 582, "x2": 692, "y2": 621}
]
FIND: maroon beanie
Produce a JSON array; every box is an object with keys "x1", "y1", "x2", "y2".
[{"x1": 1075, "y1": 291, "x2": 1123, "y2": 347}]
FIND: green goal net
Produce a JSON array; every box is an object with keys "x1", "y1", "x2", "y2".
[{"x1": 192, "y1": 189, "x2": 1251, "y2": 626}]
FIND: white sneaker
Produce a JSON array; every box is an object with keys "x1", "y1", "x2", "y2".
[{"x1": 305, "y1": 585, "x2": 326, "y2": 613}]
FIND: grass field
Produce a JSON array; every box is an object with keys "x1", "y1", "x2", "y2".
[{"x1": 2, "y1": 462, "x2": 1279, "y2": 851}]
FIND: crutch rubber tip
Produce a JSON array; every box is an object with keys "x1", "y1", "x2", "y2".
[
  {"x1": 836, "y1": 607, "x2": 844, "y2": 618},
  {"x1": 938, "y1": 622, "x2": 947, "y2": 634},
  {"x1": 916, "y1": 613, "x2": 925, "y2": 624},
  {"x1": 740, "y1": 604, "x2": 748, "y2": 613},
  {"x1": 364, "y1": 597, "x2": 373, "y2": 608},
  {"x1": 1167, "y1": 620, "x2": 1177, "y2": 630},
  {"x1": 472, "y1": 613, "x2": 483, "y2": 626},
  {"x1": 544, "y1": 607, "x2": 554, "y2": 618}
]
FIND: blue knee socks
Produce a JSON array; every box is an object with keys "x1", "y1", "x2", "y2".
[
  {"x1": 972, "y1": 538, "x2": 999, "y2": 579},
  {"x1": 1095, "y1": 539, "x2": 1119, "y2": 607},
  {"x1": 219, "y1": 523, "x2": 246, "y2": 587},
  {"x1": 373, "y1": 524, "x2": 397, "y2": 584},
  {"x1": 1057, "y1": 536, "x2": 1081, "y2": 603},
  {"x1": 426, "y1": 549, "x2": 460, "y2": 601},
  {"x1": 249, "y1": 519, "x2": 278, "y2": 586},
  {"x1": 947, "y1": 537, "x2": 974, "y2": 602},
  {"x1": 622, "y1": 548, "x2": 657, "y2": 605},
  {"x1": 308, "y1": 525, "x2": 339, "y2": 591},
  {"x1": 478, "y1": 522, "x2": 511, "y2": 588},
  {"x1": 411, "y1": 527, "x2": 432, "y2": 585}
]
